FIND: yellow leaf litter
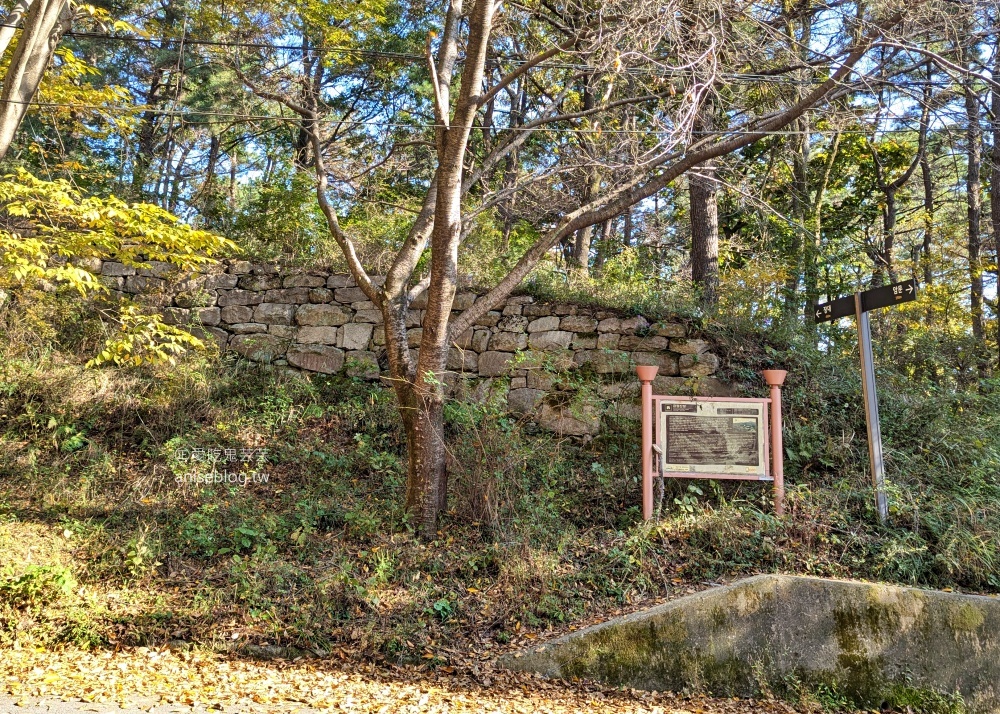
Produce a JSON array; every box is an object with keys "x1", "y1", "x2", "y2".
[{"x1": 1, "y1": 646, "x2": 803, "y2": 714}]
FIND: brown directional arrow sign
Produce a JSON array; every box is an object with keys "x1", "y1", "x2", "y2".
[
  {"x1": 860, "y1": 278, "x2": 918, "y2": 312},
  {"x1": 811, "y1": 279, "x2": 917, "y2": 323},
  {"x1": 811, "y1": 294, "x2": 855, "y2": 323}
]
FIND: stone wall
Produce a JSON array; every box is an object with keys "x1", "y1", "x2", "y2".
[{"x1": 99, "y1": 258, "x2": 730, "y2": 435}]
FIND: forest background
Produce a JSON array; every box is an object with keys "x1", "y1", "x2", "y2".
[{"x1": 1, "y1": 0, "x2": 1000, "y2": 711}]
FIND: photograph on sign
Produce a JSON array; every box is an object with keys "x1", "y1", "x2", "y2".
[{"x1": 659, "y1": 401, "x2": 768, "y2": 478}]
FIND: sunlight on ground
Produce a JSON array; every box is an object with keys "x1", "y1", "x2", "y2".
[{"x1": 0, "y1": 646, "x2": 787, "y2": 714}]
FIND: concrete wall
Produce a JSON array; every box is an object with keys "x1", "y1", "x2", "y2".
[
  {"x1": 100, "y1": 258, "x2": 733, "y2": 435},
  {"x1": 501, "y1": 574, "x2": 1000, "y2": 712}
]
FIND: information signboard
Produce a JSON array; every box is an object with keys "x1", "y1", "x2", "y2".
[{"x1": 659, "y1": 400, "x2": 769, "y2": 480}]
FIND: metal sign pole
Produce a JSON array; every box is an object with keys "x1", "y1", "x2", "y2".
[{"x1": 854, "y1": 292, "x2": 889, "y2": 523}]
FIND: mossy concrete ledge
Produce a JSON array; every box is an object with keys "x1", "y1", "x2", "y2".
[{"x1": 500, "y1": 575, "x2": 1000, "y2": 712}]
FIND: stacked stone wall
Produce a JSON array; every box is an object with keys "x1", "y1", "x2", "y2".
[{"x1": 99, "y1": 258, "x2": 731, "y2": 435}]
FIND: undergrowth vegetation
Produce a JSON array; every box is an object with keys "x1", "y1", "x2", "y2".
[{"x1": 1, "y1": 286, "x2": 998, "y2": 714}]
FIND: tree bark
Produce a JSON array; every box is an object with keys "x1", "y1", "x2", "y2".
[
  {"x1": 689, "y1": 103, "x2": 719, "y2": 305},
  {"x1": 992, "y1": 24, "x2": 1000, "y2": 369},
  {"x1": 689, "y1": 165, "x2": 719, "y2": 305},
  {"x1": 0, "y1": 0, "x2": 71, "y2": 162},
  {"x1": 965, "y1": 69, "x2": 984, "y2": 340}
]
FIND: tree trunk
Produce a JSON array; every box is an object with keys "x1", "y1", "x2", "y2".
[
  {"x1": 0, "y1": 0, "x2": 34, "y2": 57},
  {"x1": 689, "y1": 163, "x2": 719, "y2": 306},
  {"x1": 965, "y1": 72, "x2": 984, "y2": 340},
  {"x1": 0, "y1": 0, "x2": 71, "y2": 162},
  {"x1": 992, "y1": 30, "x2": 1000, "y2": 368}
]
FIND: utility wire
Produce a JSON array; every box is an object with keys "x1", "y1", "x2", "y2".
[
  {"x1": 17, "y1": 98, "x2": 958, "y2": 136},
  {"x1": 0, "y1": 22, "x2": 980, "y2": 89}
]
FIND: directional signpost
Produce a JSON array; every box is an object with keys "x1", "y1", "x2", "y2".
[{"x1": 811, "y1": 278, "x2": 918, "y2": 523}]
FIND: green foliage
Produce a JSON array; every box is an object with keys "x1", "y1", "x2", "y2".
[{"x1": 0, "y1": 565, "x2": 77, "y2": 609}]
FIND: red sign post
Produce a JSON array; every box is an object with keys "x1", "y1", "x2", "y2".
[{"x1": 637, "y1": 366, "x2": 786, "y2": 518}]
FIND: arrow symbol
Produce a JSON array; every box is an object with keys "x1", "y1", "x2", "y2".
[
  {"x1": 816, "y1": 309, "x2": 823, "y2": 318},
  {"x1": 906, "y1": 284, "x2": 913, "y2": 294}
]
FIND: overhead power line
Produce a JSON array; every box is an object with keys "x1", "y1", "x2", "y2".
[
  {"x1": 0, "y1": 22, "x2": 979, "y2": 90},
  {"x1": 14, "y1": 98, "x2": 956, "y2": 136}
]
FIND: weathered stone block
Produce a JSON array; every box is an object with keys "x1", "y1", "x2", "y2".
[
  {"x1": 475, "y1": 311, "x2": 502, "y2": 328},
  {"x1": 194, "y1": 307, "x2": 220, "y2": 326},
  {"x1": 560, "y1": 315, "x2": 598, "y2": 332},
  {"x1": 598, "y1": 382, "x2": 640, "y2": 399},
  {"x1": 101, "y1": 261, "x2": 135, "y2": 277},
  {"x1": 453, "y1": 293, "x2": 477, "y2": 310},
  {"x1": 406, "y1": 310, "x2": 422, "y2": 327},
  {"x1": 191, "y1": 326, "x2": 229, "y2": 348},
  {"x1": 523, "y1": 304, "x2": 552, "y2": 317},
  {"x1": 228, "y1": 260, "x2": 252, "y2": 274},
  {"x1": 263, "y1": 287, "x2": 311, "y2": 304},
  {"x1": 137, "y1": 260, "x2": 174, "y2": 278},
  {"x1": 297, "y1": 326, "x2": 339, "y2": 344},
  {"x1": 448, "y1": 347, "x2": 478, "y2": 373},
  {"x1": 597, "y1": 317, "x2": 622, "y2": 333},
  {"x1": 355, "y1": 310, "x2": 383, "y2": 324},
  {"x1": 161, "y1": 307, "x2": 190, "y2": 325},
  {"x1": 528, "y1": 316, "x2": 560, "y2": 333},
  {"x1": 174, "y1": 289, "x2": 216, "y2": 308},
  {"x1": 408, "y1": 328, "x2": 422, "y2": 347},
  {"x1": 99, "y1": 276, "x2": 124, "y2": 290},
  {"x1": 326, "y1": 274, "x2": 354, "y2": 288},
  {"x1": 345, "y1": 350, "x2": 380, "y2": 379},
  {"x1": 528, "y1": 330, "x2": 573, "y2": 350},
  {"x1": 268, "y1": 325, "x2": 296, "y2": 338},
  {"x1": 125, "y1": 275, "x2": 165, "y2": 293},
  {"x1": 502, "y1": 304, "x2": 523, "y2": 316},
  {"x1": 229, "y1": 322, "x2": 268, "y2": 334},
  {"x1": 287, "y1": 344, "x2": 344, "y2": 374},
  {"x1": 238, "y1": 274, "x2": 282, "y2": 291},
  {"x1": 309, "y1": 288, "x2": 333, "y2": 303},
  {"x1": 335, "y1": 287, "x2": 367, "y2": 303},
  {"x1": 372, "y1": 327, "x2": 386, "y2": 346},
  {"x1": 452, "y1": 329, "x2": 474, "y2": 350},
  {"x1": 351, "y1": 301, "x2": 376, "y2": 311},
  {"x1": 508, "y1": 295, "x2": 534, "y2": 305},
  {"x1": 221, "y1": 305, "x2": 254, "y2": 323},
  {"x1": 251, "y1": 262, "x2": 279, "y2": 274},
  {"x1": 632, "y1": 352, "x2": 680, "y2": 375},
  {"x1": 576, "y1": 349, "x2": 631, "y2": 374},
  {"x1": 338, "y1": 322, "x2": 373, "y2": 351},
  {"x1": 203, "y1": 273, "x2": 239, "y2": 290},
  {"x1": 538, "y1": 401, "x2": 601, "y2": 436},
  {"x1": 479, "y1": 351, "x2": 514, "y2": 377},
  {"x1": 571, "y1": 333, "x2": 598, "y2": 349},
  {"x1": 653, "y1": 322, "x2": 686, "y2": 338},
  {"x1": 620, "y1": 315, "x2": 649, "y2": 332},
  {"x1": 510, "y1": 377, "x2": 527, "y2": 390},
  {"x1": 230, "y1": 334, "x2": 287, "y2": 362},
  {"x1": 552, "y1": 303, "x2": 578, "y2": 316},
  {"x1": 217, "y1": 289, "x2": 264, "y2": 307},
  {"x1": 472, "y1": 329, "x2": 491, "y2": 353},
  {"x1": 508, "y1": 388, "x2": 545, "y2": 415},
  {"x1": 597, "y1": 333, "x2": 620, "y2": 349},
  {"x1": 254, "y1": 303, "x2": 296, "y2": 325},
  {"x1": 498, "y1": 315, "x2": 528, "y2": 332},
  {"x1": 295, "y1": 304, "x2": 351, "y2": 326},
  {"x1": 490, "y1": 331, "x2": 528, "y2": 352},
  {"x1": 283, "y1": 273, "x2": 326, "y2": 288},
  {"x1": 527, "y1": 371, "x2": 555, "y2": 391},
  {"x1": 679, "y1": 352, "x2": 720, "y2": 377},
  {"x1": 670, "y1": 338, "x2": 711, "y2": 355},
  {"x1": 618, "y1": 335, "x2": 669, "y2": 351}
]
